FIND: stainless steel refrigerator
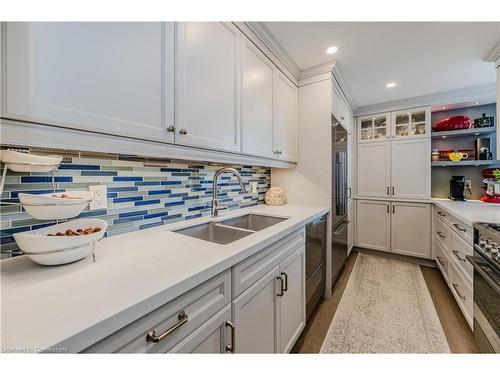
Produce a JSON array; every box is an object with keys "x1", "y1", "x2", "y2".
[{"x1": 331, "y1": 117, "x2": 348, "y2": 286}]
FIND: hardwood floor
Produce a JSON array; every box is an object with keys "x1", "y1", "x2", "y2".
[
  {"x1": 421, "y1": 266, "x2": 478, "y2": 353},
  {"x1": 292, "y1": 250, "x2": 478, "y2": 353}
]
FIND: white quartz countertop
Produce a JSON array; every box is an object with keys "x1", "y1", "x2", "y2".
[
  {"x1": 0, "y1": 204, "x2": 328, "y2": 353},
  {"x1": 431, "y1": 198, "x2": 500, "y2": 225}
]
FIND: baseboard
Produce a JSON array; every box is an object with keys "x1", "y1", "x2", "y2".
[{"x1": 353, "y1": 247, "x2": 437, "y2": 268}]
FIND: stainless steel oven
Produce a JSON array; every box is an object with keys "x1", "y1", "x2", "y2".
[{"x1": 467, "y1": 222, "x2": 500, "y2": 353}]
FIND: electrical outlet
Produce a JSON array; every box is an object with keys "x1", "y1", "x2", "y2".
[
  {"x1": 89, "y1": 185, "x2": 107, "y2": 210},
  {"x1": 251, "y1": 181, "x2": 258, "y2": 194}
]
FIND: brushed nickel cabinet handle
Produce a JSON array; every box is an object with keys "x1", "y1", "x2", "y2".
[
  {"x1": 437, "y1": 211, "x2": 446, "y2": 217},
  {"x1": 146, "y1": 311, "x2": 188, "y2": 343},
  {"x1": 452, "y1": 283, "x2": 466, "y2": 300},
  {"x1": 178, "y1": 129, "x2": 188, "y2": 135},
  {"x1": 392, "y1": 186, "x2": 395, "y2": 195},
  {"x1": 436, "y1": 256, "x2": 445, "y2": 266},
  {"x1": 392, "y1": 205, "x2": 395, "y2": 214},
  {"x1": 386, "y1": 205, "x2": 390, "y2": 214},
  {"x1": 277, "y1": 276, "x2": 284, "y2": 297},
  {"x1": 453, "y1": 223, "x2": 467, "y2": 232},
  {"x1": 281, "y1": 272, "x2": 288, "y2": 292},
  {"x1": 452, "y1": 250, "x2": 466, "y2": 262},
  {"x1": 166, "y1": 125, "x2": 175, "y2": 132},
  {"x1": 386, "y1": 186, "x2": 390, "y2": 195},
  {"x1": 437, "y1": 231, "x2": 446, "y2": 239},
  {"x1": 225, "y1": 320, "x2": 235, "y2": 353}
]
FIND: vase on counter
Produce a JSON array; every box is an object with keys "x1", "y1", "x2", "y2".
[{"x1": 265, "y1": 187, "x2": 286, "y2": 206}]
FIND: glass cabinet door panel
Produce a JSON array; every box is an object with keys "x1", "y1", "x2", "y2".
[
  {"x1": 395, "y1": 114, "x2": 409, "y2": 125},
  {"x1": 395, "y1": 125, "x2": 410, "y2": 137},
  {"x1": 361, "y1": 119, "x2": 372, "y2": 129},
  {"x1": 412, "y1": 123, "x2": 426, "y2": 135},
  {"x1": 360, "y1": 129, "x2": 373, "y2": 140},
  {"x1": 411, "y1": 111, "x2": 426, "y2": 123},
  {"x1": 374, "y1": 116, "x2": 387, "y2": 127},
  {"x1": 374, "y1": 128, "x2": 387, "y2": 140}
]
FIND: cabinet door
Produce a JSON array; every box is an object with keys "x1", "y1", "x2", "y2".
[
  {"x1": 176, "y1": 22, "x2": 241, "y2": 152},
  {"x1": 232, "y1": 266, "x2": 279, "y2": 353},
  {"x1": 357, "y1": 113, "x2": 390, "y2": 143},
  {"x1": 391, "y1": 138, "x2": 431, "y2": 199},
  {"x1": 356, "y1": 200, "x2": 391, "y2": 252},
  {"x1": 391, "y1": 202, "x2": 431, "y2": 259},
  {"x1": 4, "y1": 22, "x2": 174, "y2": 142},
  {"x1": 347, "y1": 199, "x2": 355, "y2": 255},
  {"x1": 391, "y1": 107, "x2": 430, "y2": 140},
  {"x1": 278, "y1": 246, "x2": 306, "y2": 353},
  {"x1": 241, "y1": 37, "x2": 274, "y2": 158},
  {"x1": 273, "y1": 71, "x2": 298, "y2": 162},
  {"x1": 357, "y1": 142, "x2": 391, "y2": 198},
  {"x1": 169, "y1": 305, "x2": 232, "y2": 353}
]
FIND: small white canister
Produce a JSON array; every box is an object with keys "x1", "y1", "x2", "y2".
[{"x1": 265, "y1": 187, "x2": 286, "y2": 206}]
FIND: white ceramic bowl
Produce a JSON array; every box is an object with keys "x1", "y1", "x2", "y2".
[
  {"x1": 13, "y1": 219, "x2": 107, "y2": 266},
  {"x1": 0, "y1": 150, "x2": 62, "y2": 172},
  {"x1": 18, "y1": 191, "x2": 93, "y2": 220}
]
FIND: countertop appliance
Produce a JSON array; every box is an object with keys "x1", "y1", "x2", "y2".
[
  {"x1": 449, "y1": 175, "x2": 466, "y2": 201},
  {"x1": 305, "y1": 214, "x2": 327, "y2": 321},
  {"x1": 331, "y1": 118, "x2": 348, "y2": 287},
  {"x1": 480, "y1": 168, "x2": 500, "y2": 204},
  {"x1": 467, "y1": 222, "x2": 500, "y2": 353}
]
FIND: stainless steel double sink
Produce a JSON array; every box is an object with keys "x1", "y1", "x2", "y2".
[{"x1": 173, "y1": 214, "x2": 288, "y2": 245}]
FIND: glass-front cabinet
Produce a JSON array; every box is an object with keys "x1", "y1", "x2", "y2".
[
  {"x1": 391, "y1": 107, "x2": 430, "y2": 139},
  {"x1": 357, "y1": 113, "x2": 390, "y2": 143}
]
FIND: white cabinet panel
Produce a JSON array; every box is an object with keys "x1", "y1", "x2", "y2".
[
  {"x1": 391, "y1": 202, "x2": 431, "y2": 259},
  {"x1": 391, "y1": 138, "x2": 431, "y2": 199},
  {"x1": 348, "y1": 199, "x2": 354, "y2": 255},
  {"x1": 279, "y1": 246, "x2": 305, "y2": 353},
  {"x1": 356, "y1": 200, "x2": 391, "y2": 252},
  {"x1": 176, "y1": 22, "x2": 241, "y2": 152},
  {"x1": 241, "y1": 38, "x2": 274, "y2": 158},
  {"x1": 4, "y1": 22, "x2": 174, "y2": 142},
  {"x1": 273, "y1": 71, "x2": 298, "y2": 162},
  {"x1": 357, "y1": 142, "x2": 391, "y2": 198},
  {"x1": 232, "y1": 266, "x2": 279, "y2": 353}
]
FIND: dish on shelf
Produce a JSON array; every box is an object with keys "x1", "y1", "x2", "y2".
[
  {"x1": 13, "y1": 219, "x2": 107, "y2": 266},
  {"x1": 18, "y1": 191, "x2": 93, "y2": 220},
  {"x1": 0, "y1": 150, "x2": 62, "y2": 172}
]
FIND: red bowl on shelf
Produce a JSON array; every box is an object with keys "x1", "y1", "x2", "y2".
[{"x1": 432, "y1": 116, "x2": 472, "y2": 132}]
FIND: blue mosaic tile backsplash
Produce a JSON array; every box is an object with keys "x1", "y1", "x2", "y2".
[{"x1": 0, "y1": 147, "x2": 271, "y2": 258}]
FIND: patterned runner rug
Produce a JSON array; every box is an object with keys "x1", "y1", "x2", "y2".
[{"x1": 320, "y1": 253, "x2": 450, "y2": 353}]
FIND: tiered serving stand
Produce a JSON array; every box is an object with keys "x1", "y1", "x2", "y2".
[{"x1": 0, "y1": 150, "x2": 107, "y2": 265}]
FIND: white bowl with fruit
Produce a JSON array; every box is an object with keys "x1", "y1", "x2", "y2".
[
  {"x1": 13, "y1": 219, "x2": 107, "y2": 265},
  {"x1": 18, "y1": 191, "x2": 93, "y2": 220}
]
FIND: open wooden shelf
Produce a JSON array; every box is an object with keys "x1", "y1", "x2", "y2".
[{"x1": 431, "y1": 127, "x2": 496, "y2": 139}]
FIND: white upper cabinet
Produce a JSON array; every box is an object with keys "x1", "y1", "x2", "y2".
[
  {"x1": 3, "y1": 22, "x2": 174, "y2": 142},
  {"x1": 273, "y1": 71, "x2": 298, "y2": 162},
  {"x1": 241, "y1": 37, "x2": 274, "y2": 158},
  {"x1": 175, "y1": 22, "x2": 241, "y2": 152},
  {"x1": 391, "y1": 138, "x2": 431, "y2": 199},
  {"x1": 391, "y1": 107, "x2": 431, "y2": 140},
  {"x1": 357, "y1": 113, "x2": 390, "y2": 143},
  {"x1": 357, "y1": 142, "x2": 391, "y2": 198}
]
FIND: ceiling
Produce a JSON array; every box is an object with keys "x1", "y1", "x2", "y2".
[{"x1": 262, "y1": 22, "x2": 500, "y2": 109}]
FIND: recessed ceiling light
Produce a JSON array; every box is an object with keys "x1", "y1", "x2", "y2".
[
  {"x1": 442, "y1": 106, "x2": 447, "y2": 110},
  {"x1": 386, "y1": 82, "x2": 397, "y2": 88},
  {"x1": 474, "y1": 101, "x2": 479, "y2": 105},
  {"x1": 326, "y1": 46, "x2": 338, "y2": 55}
]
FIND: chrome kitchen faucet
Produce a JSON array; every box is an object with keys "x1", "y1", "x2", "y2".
[{"x1": 211, "y1": 167, "x2": 247, "y2": 217}]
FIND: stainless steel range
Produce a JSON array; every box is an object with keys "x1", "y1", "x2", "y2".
[{"x1": 467, "y1": 222, "x2": 500, "y2": 353}]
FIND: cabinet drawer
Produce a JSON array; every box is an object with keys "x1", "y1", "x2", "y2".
[
  {"x1": 435, "y1": 240, "x2": 450, "y2": 283},
  {"x1": 448, "y1": 217, "x2": 473, "y2": 245},
  {"x1": 449, "y1": 231, "x2": 473, "y2": 283},
  {"x1": 434, "y1": 216, "x2": 451, "y2": 252},
  {"x1": 83, "y1": 270, "x2": 231, "y2": 353},
  {"x1": 449, "y1": 262, "x2": 473, "y2": 328},
  {"x1": 232, "y1": 229, "x2": 305, "y2": 298},
  {"x1": 434, "y1": 208, "x2": 450, "y2": 224}
]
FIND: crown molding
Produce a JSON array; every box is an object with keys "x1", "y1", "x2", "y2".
[
  {"x1": 243, "y1": 22, "x2": 301, "y2": 79},
  {"x1": 485, "y1": 38, "x2": 500, "y2": 68},
  {"x1": 354, "y1": 83, "x2": 497, "y2": 116}
]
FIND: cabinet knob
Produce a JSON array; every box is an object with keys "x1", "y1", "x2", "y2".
[
  {"x1": 274, "y1": 150, "x2": 282, "y2": 155},
  {"x1": 178, "y1": 129, "x2": 188, "y2": 135},
  {"x1": 166, "y1": 125, "x2": 175, "y2": 132}
]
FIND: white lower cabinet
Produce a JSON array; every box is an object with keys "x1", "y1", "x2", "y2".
[
  {"x1": 347, "y1": 199, "x2": 355, "y2": 255},
  {"x1": 356, "y1": 199, "x2": 431, "y2": 259},
  {"x1": 356, "y1": 200, "x2": 391, "y2": 252},
  {"x1": 391, "y1": 202, "x2": 431, "y2": 258},
  {"x1": 278, "y1": 246, "x2": 306, "y2": 353},
  {"x1": 232, "y1": 266, "x2": 279, "y2": 353}
]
